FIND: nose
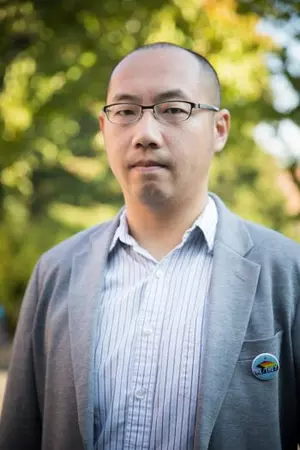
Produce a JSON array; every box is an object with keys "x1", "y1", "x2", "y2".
[{"x1": 131, "y1": 110, "x2": 163, "y2": 150}]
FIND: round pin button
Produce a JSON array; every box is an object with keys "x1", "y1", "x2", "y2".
[{"x1": 251, "y1": 353, "x2": 279, "y2": 381}]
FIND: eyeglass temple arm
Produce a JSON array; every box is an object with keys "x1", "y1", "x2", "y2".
[{"x1": 195, "y1": 103, "x2": 219, "y2": 112}]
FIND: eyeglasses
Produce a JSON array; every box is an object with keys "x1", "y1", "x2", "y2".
[{"x1": 102, "y1": 100, "x2": 219, "y2": 124}]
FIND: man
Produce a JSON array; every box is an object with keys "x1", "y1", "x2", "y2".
[{"x1": 0, "y1": 42, "x2": 300, "y2": 450}]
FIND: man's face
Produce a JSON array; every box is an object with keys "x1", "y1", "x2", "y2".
[{"x1": 99, "y1": 47, "x2": 230, "y2": 211}]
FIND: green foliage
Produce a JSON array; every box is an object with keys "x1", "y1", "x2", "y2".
[
  {"x1": 0, "y1": 0, "x2": 297, "y2": 329},
  {"x1": 236, "y1": 0, "x2": 300, "y2": 232}
]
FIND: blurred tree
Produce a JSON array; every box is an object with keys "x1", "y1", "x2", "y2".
[
  {"x1": 237, "y1": 0, "x2": 300, "y2": 221},
  {"x1": 0, "y1": 0, "x2": 295, "y2": 329}
]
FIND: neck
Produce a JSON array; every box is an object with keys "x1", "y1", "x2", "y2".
[{"x1": 124, "y1": 193, "x2": 208, "y2": 260}]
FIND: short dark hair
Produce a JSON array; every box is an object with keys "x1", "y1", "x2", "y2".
[{"x1": 107, "y1": 42, "x2": 221, "y2": 106}]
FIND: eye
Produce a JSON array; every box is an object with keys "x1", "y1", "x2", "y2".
[
  {"x1": 115, "y1": 108, "x2": 137, "y2": 116},
  {"x1": 163, "y1": 107, "x2": 186, "y2": 115},
  {"x1": 108, "y1": 104, "x2": 140, "y2": 119},
  {"x1": 158, "y1": 102, "x2": 190, "y2": 117}
]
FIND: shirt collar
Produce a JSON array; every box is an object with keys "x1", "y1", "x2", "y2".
[
  {"x1": 192, "y1": 195, "x2": 218, "y2": 252},
  {"x1": 109, "y1": 196, "x2": 218, "y2": 254}
]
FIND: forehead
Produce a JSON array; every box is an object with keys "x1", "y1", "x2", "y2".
[{"x1": 108, "y1": 48, "x2": 207, "y2": 102}]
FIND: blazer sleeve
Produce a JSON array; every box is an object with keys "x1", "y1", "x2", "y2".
[
  {"x1": 0, "y1": 261, "x2": 42, "y2": 450},
  {"x1": 292, "y1": 295, "x2": 300, "y2": 445}
]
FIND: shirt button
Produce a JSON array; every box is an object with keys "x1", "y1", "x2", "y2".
[
  {"x1": 135, "y1": 388, "x2": 147, "y2": 400},
  {"x1": 155, "y1": 270, "x2": 164, "y2": 279},
  {"x1": 142, "y1": 327, "x2": 153, "y2": 336}
]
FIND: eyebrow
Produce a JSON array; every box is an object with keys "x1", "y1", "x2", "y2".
[{"x1": 110, "y1": 89, "x2": 190, "y2": 103}]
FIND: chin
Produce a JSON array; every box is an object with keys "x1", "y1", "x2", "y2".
[{"x1": 138, "y1": 185, "x2": 171, "y2": 208}]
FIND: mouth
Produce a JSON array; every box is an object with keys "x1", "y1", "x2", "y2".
[{"x1": 129, "y1": 160, "x2": 169, "y2": 170}]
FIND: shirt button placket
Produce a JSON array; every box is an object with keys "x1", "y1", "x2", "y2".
[{"x1": 125, "y1": 265, "x2": 166, "y2": 448}]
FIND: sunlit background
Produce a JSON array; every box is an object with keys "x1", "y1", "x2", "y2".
[{"x1": 0, "y1": 0, "x2": 300, "y2": 331}]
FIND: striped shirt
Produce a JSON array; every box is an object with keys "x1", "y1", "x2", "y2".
[{"x1": 94, "y1": 197, "x2": 218, "y2": 449}]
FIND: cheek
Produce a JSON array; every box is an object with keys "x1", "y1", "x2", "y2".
[
  {"x1": 104, "y1": 148, "x2": 123, "y2": 183},
  {"x1": 104, "y1": 133, "x2": 125, "y2": 167},
  {"x1": 173, "y1": 132, "x2": 214, "y2": 177},
  {"x1": 167, "y1": 133, "x2": 199, "y2": 163}
]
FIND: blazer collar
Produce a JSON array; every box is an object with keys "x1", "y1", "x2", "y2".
[{"x1": 209, "y1": 193, "x2": 254, "y2": 257}]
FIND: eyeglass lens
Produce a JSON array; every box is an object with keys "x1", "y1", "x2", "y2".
[{"x1": 106, "y1": 101, "x2": 191, "y2": 123}]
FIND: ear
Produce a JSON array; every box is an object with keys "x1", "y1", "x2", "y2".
[
  {"x1": 214, "y1": 109, "x2": 230, "y2": 153},
  {"x1": 98, "y1": 111, "x2": 105, "y2": 132}
]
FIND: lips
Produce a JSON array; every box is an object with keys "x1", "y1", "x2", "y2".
[{"x1": 129, "y1": 160, "x2": 168, "y2": 169}]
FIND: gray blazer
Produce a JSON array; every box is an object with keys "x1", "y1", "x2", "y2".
[{"x1": 1, "y1": 194, "x2": 300, "y2": 450}]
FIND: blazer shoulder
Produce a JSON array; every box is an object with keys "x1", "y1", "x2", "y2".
[
  {"x1": 244, "y1": 219, "x2": 300, "y2": 260},
  {"x1": 39, "y1": 218, "x2": 116, "y2": 270},
  {"x1": 212, "y1": 192, "x2": 300, "y2": 260}
]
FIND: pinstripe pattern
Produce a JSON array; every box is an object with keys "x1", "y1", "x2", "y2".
[{"x1": 94, "y1": 197, "x2": 218, "y2": 449}]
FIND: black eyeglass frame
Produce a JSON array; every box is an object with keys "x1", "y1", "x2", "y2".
[{"x1": 102, "y1": 100, "x2": 220, "y2": 124}]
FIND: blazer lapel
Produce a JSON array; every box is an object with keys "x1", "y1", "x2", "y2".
[
  {"x1": 68, "y1": 216, "x2": 121, "y2": 449},
  {"x1": 196, "y1": 195, "x2": 261, "y2": 449}
]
